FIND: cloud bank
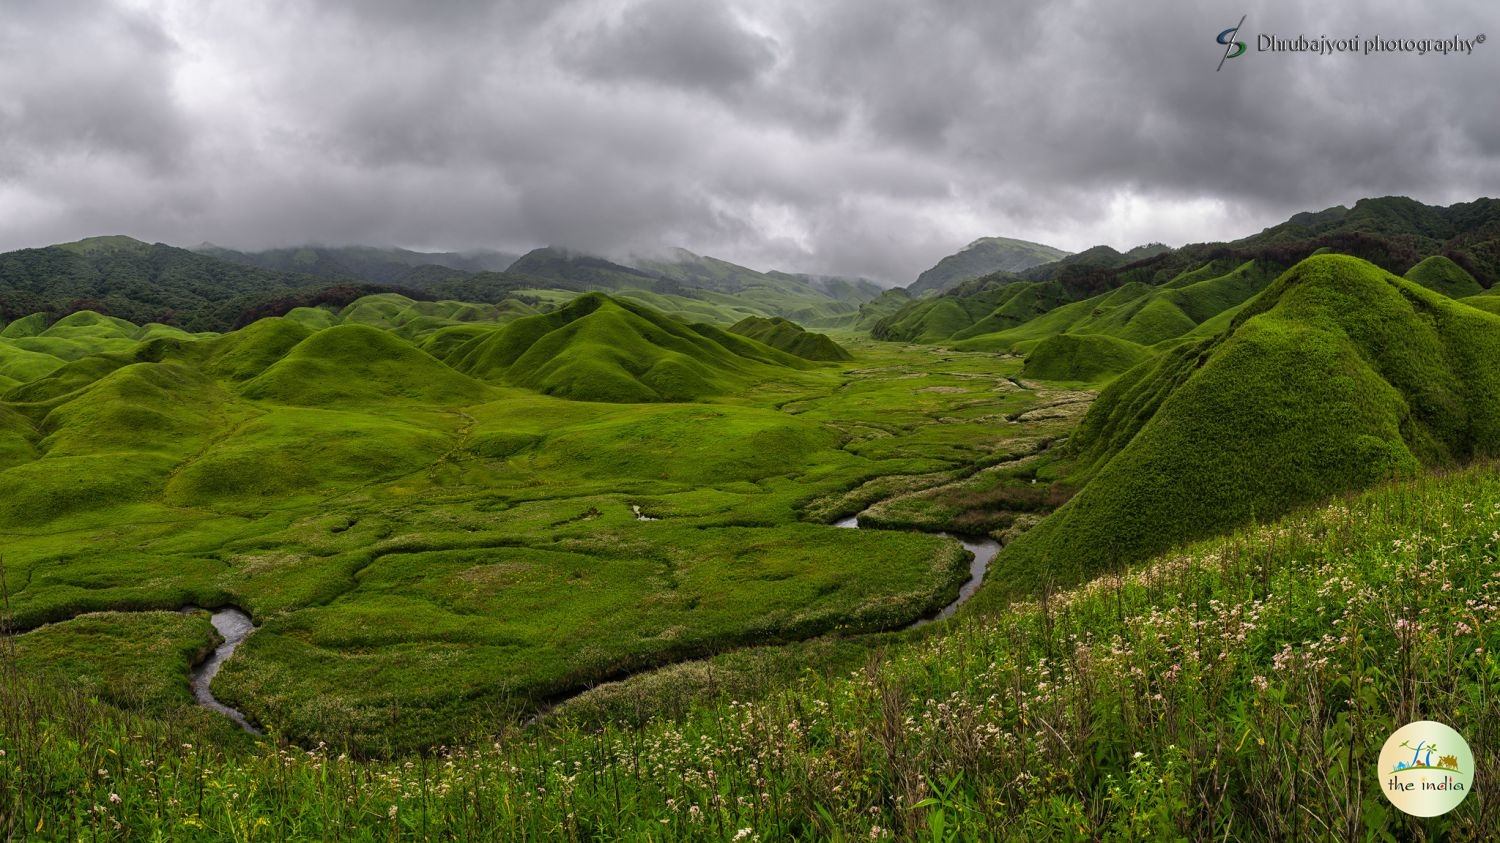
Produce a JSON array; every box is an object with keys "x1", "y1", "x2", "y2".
[{"x1": 1, "y1": 0, "x2": 1496, "y2": 283}]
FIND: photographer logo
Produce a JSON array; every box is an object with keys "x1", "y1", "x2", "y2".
[{"x1": 1217, "y1": 16, "x2": 1247, "y2": 70}]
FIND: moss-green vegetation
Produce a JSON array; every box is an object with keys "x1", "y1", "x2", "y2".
[
  {"x1": 1019, "y1": 332, "x2": 1151, "y2": 382},
  {"x1": 989, "y1": 254, "x2": 1500, "y2": 596},
  {"x1": 727, "y1": 316, "x2": 852, "y2": 361},
  {"x1": 438, "y1": 293, "x2": 819, "y2": 403},
  {"x1": 0, "y1": 296, "x2": 1061, "y2": 756},
  {"x1": 1460, "y1": 294, "x2": 1500, "y2": 315},
  {"x1": 956, "y1": 260, "x2": 1275, "y2": 352},
  {"x1": 239, "y1": 323, "x2": 494, "y2": 406}
]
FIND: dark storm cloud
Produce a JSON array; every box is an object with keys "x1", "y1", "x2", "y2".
[
  {"x1": 0, "y1": 0, "x2": 188, "y2": 175},
  {"x1": 561, "y1": 0, "x2": 777, "y2": 96},
  {"x1": 1, "y1": 0, "x2": 1496, "y2": 284}
]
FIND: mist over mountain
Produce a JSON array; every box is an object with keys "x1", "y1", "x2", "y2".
[{"x1": 907, "y1": 236, "x2": 1071, "y2": 296}]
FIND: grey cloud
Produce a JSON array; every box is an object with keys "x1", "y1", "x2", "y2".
[
  {"x1": 1, "y1": 0, "x2": 1498, "y2": 285},
  {"x1": 561, "y1": 0, "x2": 777, "y2": 97},
  {"x1": 0, "y1": 0, "x2": 189, "y2": 175}
]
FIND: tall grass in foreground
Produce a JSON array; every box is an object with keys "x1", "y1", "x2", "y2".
[{"x1": 4, "y1": 465, "x2": 1500, "y2": 840}]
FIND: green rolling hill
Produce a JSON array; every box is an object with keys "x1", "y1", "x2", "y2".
[
  {"x1": 985, "y1": 253, "x2": 1500, "y2": 596},
  {"x1": 1404, "y1": 254, "x2": 1483, "y2": 298},
  {"x1": 440, "y1": 293, "x2": 815, "y2": 402},
  {"x1": 956, "y1": 259, "x2": 1276, "y2": 353},
  {"x1": 239, "y1": 323, "x2": 495, "y2": 406},
  {"x1": 873, "y1": 196, "x2": 1500, "y2": 347},
  {"x1": 727, "y1": 316, "x2": 851, "y2": 361},
  {"x1": 1018, "y1": 332, "x2": 1151, "y2": 382}
]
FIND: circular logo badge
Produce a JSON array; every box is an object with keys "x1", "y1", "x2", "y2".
[{"x1": 1379, "y1": 720, "x2": 1474, "y2": 817}]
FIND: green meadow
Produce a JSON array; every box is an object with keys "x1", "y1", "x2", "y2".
[{"x1": 0, "y1": 293, "x2": 1069, "y2": 756}]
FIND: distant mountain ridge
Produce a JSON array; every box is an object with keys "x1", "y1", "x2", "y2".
[
  {"x1": 0, "y1": 236, "x2": 884, "y2": 334},
  {"x1": 875, "y1": 196, "x2": 1500, "y2": 345},
  {"x1": 504, "y1": 246, "x2": 882, "y2": 326},
  {"x1": 198, "y1": 244, "x2": 521, "y2": 284},
  {"x1": 907, "y1": 236, "x2": 1071, "y2": 296}
]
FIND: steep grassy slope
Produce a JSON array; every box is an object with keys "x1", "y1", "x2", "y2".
[
  {"x1": 727, "y1": 316, "x2": 852, "y2": 361},
  {"x1": 907, "y1": 236, "x2": 1070, "y2": 296},
  {"x1": 988, "y1": 254, "x2": 1500, "y2": 594},
  {"x1": 1460, "y1": 294, "x2": 1500, "y2": 315},
  {"x1": 851, "y1": 288, "x2": 912, "y2": 331},
  {"x1": 442, "y1": 293, "x2": 813, "y2": 402},
  {"x1": 0, "y1": 403, "x2": 38, "y2": 469},
  {"x1": 873, "y1": 277, "x2": 1071, "y2": 343},
  {"x1": 199, "y1": 317, "x2": 314, "y2": 381}
]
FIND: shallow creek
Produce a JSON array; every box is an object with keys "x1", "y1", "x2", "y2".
[
  {"x1": 184, "y1": 517, "x2": 995, "y2": 730},
  {"x1": 833, "y1": 514, "x2": 999, "y2": 626},
  {"x1": 181, "y1": 606, "x2": 262, "y2": 734}
]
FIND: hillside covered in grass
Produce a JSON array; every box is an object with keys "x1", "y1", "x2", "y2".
[
  {"x1": 874, "y1": 196, "x2": 1500, "y2": 347},
  {"x1": 728, "y1": 315, "x2": 852, "y2": 361},
  {"x1": 988, "y1": 253, "x2": 1500, "y2": 594},
  {"x1": 0, "y1": 289, "x2": 1082, "y2": 754},
  {"x1": 437, "y1": 293, "x2": 820, "y2": 402}
]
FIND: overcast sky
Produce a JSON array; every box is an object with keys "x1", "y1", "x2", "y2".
[{"x1": 2, "y1": 0, "x2": 1496, "y2": 284}]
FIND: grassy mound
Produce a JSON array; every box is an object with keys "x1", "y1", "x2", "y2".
[
  {"x1": 1403, "y1": 254, "x2": 1482, "y2": 298},
  {"x1": 42, "y1": 310, "x2": 139, "y2": 339},
  {"x1": 0, "y1": 340, "x2": 67, "y2": 382},
  {"x1": 165, "y1": 408, "x2": 452, "y2": 509},
  {"x1": 1020, "y1": 332, "x2": 1151, "y2": 382},
  {"x1": 727, "y1": 316, "x2": 851, "y2": 361},
  {"x1": 336, "y1": 293, "x2": 535, "y2": 339},
  {"x1": 282, "y1": 306, "x2": 337, "y2": 330},
  {"x1": 1460, "y1": 294, "x2": 1500, "y2": 315},
  {"x1": 38, "y1": 362, "x2": 226, "y2": 458},
  {"x1": 239, "y1": 323, "x2": 492, "y2": 406},
  {"x1": 0, "y1": 353, "x2": 135, "y2": 405},
  {"x1": 0, "y1": 312, "x2": 49, "y2": 338},
  {"x1": 202, "y1": 317, "x2": 313, "y2": 381},
  {"x1": 989, "y1": 254, "x2": 1500, "y2": 594},
  {"x1": 443, "y1": 293, "x2": 808, "y2": 402}
]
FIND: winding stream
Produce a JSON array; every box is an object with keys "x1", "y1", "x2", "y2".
[
  {"x1": 177, "y1": 518, "x2": 993, "y2": 731},
  {"x1": 182, "y1": 606, "x2": 262, "y2": 734},
  {"x1": 833, "y1": 514, "x2": 999, "y2": 626}
]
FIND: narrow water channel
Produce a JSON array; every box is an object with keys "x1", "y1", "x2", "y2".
[
  {"x1": 186, "y1": 517, "x2": 993, "y2": 732},
  {"x1": 834, "y1": 514, "x2": 999, "y2": 625},
  {"x1": 183, "y1": 606, "x2": 262, "y2": 734}
]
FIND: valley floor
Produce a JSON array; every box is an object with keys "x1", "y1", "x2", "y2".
[{"x1": 2, "y1": 338, "x2": 1079, "y2": 755}]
